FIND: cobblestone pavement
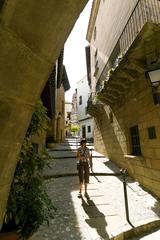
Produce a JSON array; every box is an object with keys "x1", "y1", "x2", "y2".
[{"x1": 30, "y1": 138, "x2": 160, "y2": 240}]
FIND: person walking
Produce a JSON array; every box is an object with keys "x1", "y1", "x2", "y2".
[{"x1": 76, "y1": 139, "x2": 92, "y2": 198}]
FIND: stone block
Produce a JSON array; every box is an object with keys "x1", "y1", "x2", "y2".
[
  {"x1": 3, "y1": 0, "x2": 88, "y2": 61},
  {"x1": 0, "y1": 26, "x2": 51, "y2": 103},
  {"x1": 143, "y1": 167, "x2": 153, "y2": 179},
  {"x1": 150, "y1": 169, "x2": 160, "y2": 181},
  {"x1": 141, "y1": 176, "x2": 153, "y2": 188},
  {"x1": 143, "y1": 148, "x2": 155, "y2": 158},
  {"x1": 154, "y1": 148, "x2": 160, "y2": 159},
  {"x1": 0, "y1": 144, "x2": 21, "y2": 188},
  {"x1": 151, "y1": 160, "x2": 160, "y2": 170},
  {"x1": 0, "y1": 97, "x2": 34, "y2": 146},
  {"x1": 0, "y1": 184, "x2": 11, "y2": 230},
  {"x1": 133, "y1": 165, "x2": 145, "y2": 177},
  {"x1": 151, "y1": 185, "x2": 160, "y2": 198},
  {"x1": 145, "y1": 158, "x2": 152, "y2": 168}
]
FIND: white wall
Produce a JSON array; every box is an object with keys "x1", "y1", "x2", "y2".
[
  {"x1": 77, "y1": 75, "x2": 94, "y2": 139},
  {"x1": 77, "y1": 75, "x2": 90, "y2": 120},
  {"x1": 79, "y1": 118, "x2": 94, "y2": 139}
]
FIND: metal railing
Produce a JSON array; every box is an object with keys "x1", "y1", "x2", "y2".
[
  {"x1": 120, "y1": 0, "x2": 160, "y2": 55},
  {"x1": 96, "y1": 0, "x2": 160, "y2": 89},
  {"x1": 45, "y1": 167, "x2": 134, "y2": 227}
]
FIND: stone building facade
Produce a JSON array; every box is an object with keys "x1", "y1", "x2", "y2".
[
  {"x1": 65, "y1": 102, "x2": 72, "y2": 137},
  {"x1": 86, "y1": 0, "x2": 160, "y2": 198},
  {"x1": 71, "y1": 90, "x2": 78, "y2": 124},
  {"x1": 42, "y1": 54, "x2": 70, "y2": 144}
]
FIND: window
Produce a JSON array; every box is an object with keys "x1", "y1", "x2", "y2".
[
  {"x1": 88, "y1": 126, "x2": 91, "y2": 133},
  {"x1": 109, "y1": 111, "x2": 113, "y2": 123},
  {"x1": 85, "y1": 107, "x2": 87, "y2": 115},
  {"x1": 94, "y1": 61, "x2": 99, "y2": 76},
  {"x1": 67, "y1": 112, "x2": 71, "y2": 120},
  {"x1": 94, "y1": 26, "x2": 97, "y2": 40},
  {"x1": 152, "y1": 85, "x2": 160, "y2": 104},
  {"x1": 94, "y1": 49, "x2": 99, "y2": 76},
  {"x1": 148, "y1": 126, "x2": 156, "y2": 139},
  {"x1": 130, "y1": 125, "x2": 141, "y2": 156},
  {"x1": 110, "y1": 43, "x2": 120, "y2": 68},
  {"x1": 79, "y1": 96, "x2": 82, "y2": 105},
  {"x1": 94, "y1": 49, "x2": 98, "y2": 61},
  {"x1": 0, "y1": 0, "x2": 5, "y2": 11},
  {"x1": 95, "y1": 60, "x2": 99, "y2": 69}
]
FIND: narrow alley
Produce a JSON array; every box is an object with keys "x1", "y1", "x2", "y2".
[
  {"x1": 30, "y1": 138, "x2": 160, "y2": 240},
  {"x1": 1, "y1": 1, "x2": 160, "y2": 239}
]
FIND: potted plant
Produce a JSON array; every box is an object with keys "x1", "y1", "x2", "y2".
[{"x1": 0, "y1": 100, "x2": 56, "y2": 239}]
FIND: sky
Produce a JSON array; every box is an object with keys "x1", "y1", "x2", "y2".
[{"x1": 64, "y1": 0, "x2": 92, "y2": 102}]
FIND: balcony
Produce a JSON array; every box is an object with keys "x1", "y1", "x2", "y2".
[
  {"x1": 87, "y1": 92, "x2": 104, "y2": 117},
  {"x1": 96, "y1": 0, "x2": 160, "y2": 106}
]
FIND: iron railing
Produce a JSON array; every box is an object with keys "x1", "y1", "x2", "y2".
[
  {"x1": 120, "y1": 0, "x2": 160, "y2": 55},
  {"x1": 97, "y1": 0, "x2": 160, "y2": 89}
]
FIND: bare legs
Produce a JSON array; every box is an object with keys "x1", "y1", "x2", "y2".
[
  {"x1": 84, "y1": 183, "x2": 87, "y2": 193},
  {"x1": 79, "y1": 182, "x2": 88, "y2": 192},
  {"x1": 79, "y1": 182, "x2": 89, "y2": 198},
  {"x1": 78, "y1": 164, "x2": 89, "y2": 198},
  {"x1": 80, "y1": 183, "x2": 83, "y2": 193}
]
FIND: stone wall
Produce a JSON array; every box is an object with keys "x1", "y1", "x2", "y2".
[
  {"x1": 94, "y1": 119, "x2": 108, "y2": 157},
  {"x1": 56, "y1": 85, "x2": 65, "y2": 142},
  {"x1": 95, "y1": 73, "x2": 160, "y2": 198}
]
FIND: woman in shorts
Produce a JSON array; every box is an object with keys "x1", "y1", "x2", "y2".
[{"x1": 76, "y1": 139, "x2": 92, "y2": 198}]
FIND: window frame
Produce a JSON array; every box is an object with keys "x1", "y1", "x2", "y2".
[
  {"x1": 148, "y1": 126, "x2": 156, "y2": 139},
  {"x1": 130, "y1": 125, "x2": 141, "y2": 156},
  {"x1": 87, "y1": 125, "x2": 91, "y2": 133},
  {"x1": 79, "y1": 96, "x2": 82, "y2": 105}
]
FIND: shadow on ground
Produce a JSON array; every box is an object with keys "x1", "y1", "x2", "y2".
[
  {"x1": 152, "y1": 200, "x2": 160, "y2": 218},
  {"x1": 104, "y1": 159, "x2": 135, "y2": 183},
  {"x1": 81, "y1": 197, "x2": 110, "y2": 240}
]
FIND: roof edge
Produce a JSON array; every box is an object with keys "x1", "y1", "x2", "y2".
[{"x1": 86, "y1": 0, "x2": 100, "y2": 42}]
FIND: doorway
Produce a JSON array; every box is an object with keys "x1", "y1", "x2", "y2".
[{"x1": 82, "y1": 125, "x2": 86, "y2": 139}]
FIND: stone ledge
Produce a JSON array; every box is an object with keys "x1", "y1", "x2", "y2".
[
  {"x1": 111, "y1": 218, "x2": 160, "y2": 240},
  {"x1": 124, "y1": 155, "x2": 145, "y2": 161}
]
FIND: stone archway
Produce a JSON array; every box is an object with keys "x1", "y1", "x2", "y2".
[{"x1": 0, "y1": 0, "x2": 88, "y2": 227}]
